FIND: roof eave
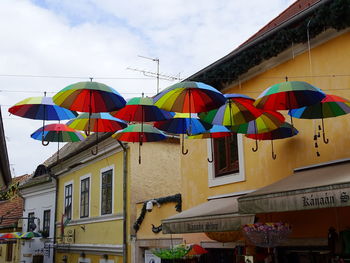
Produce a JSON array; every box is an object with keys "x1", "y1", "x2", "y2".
[{"x1": 186, "y1": 0, "x2": 329, "y2": 82}]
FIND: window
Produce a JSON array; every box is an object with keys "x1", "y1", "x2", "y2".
[
  {"x1": 6, "y1": 243, "x2": 13, "y2": 261},
  {"x1": 214, "y1": 135, "x2": 239, "y2": 177},
  {"x1": 101, "y1": 169, "x2": 113, "y2": 215},
  {"x1": 64, "y1": 184, "x2": 73, "y2": 220},
  {"x1": 27, "y1": 212, "x2": 35, "y2": 232},
  {"x1": 43, "y1": 210, "x2": 50, "y2": 237},
  {"x1": 80, "y1": 177, "x2": 90, "y2": 218}
]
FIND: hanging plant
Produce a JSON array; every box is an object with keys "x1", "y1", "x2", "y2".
[
  {"x1": 0, "y1": 182, "x2": 20, "y2": 201},
  {"x1": 242, "y1": 222, "x2": 291, "y2": 248},
  {"x1": 152, "y1": 244, "x2": 191, "y2": 259},
  {"x1": 133, "y1": 193, "x2": 182, "y2": 232}
]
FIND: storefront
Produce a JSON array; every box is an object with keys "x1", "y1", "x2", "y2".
[
  {"x1": 238, "y1": 160, "x2": 350, "y2": 262},
  {"x1": 162, "y1": 196, "x2": 254, "y2": 263}
]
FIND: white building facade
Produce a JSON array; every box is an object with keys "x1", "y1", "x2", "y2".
[{"x1": 20, "y1": 165, "x2": 56, "y2": 263}]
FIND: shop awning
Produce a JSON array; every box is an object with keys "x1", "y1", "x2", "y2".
[
  {"x1": 238, "y1": 160, "x2": 350, "y2": 214},
  {"x1": 162, "y1": 196, "x2": 254, "y2": 234}
]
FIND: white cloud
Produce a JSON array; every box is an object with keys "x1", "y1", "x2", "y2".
[{"x1": 0, "y1": 0, "x2": 293, "y2": 176}]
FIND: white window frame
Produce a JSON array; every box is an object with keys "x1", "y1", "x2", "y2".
[
  {"x1": 78, "y1": 258, "x2": 91, "y2": 263},
  {"x1": 63, "y1": 180, "x2": 74, "y2": 220},
  {"x1": 100, "y1": 165, "x2": 115, "y2": 215},
  {"x1": 79, "y1": 174, "x2": 91, "y2": 218},
  {"x1": 208, "y1": 134, "x2": 245, "y2": 187}
]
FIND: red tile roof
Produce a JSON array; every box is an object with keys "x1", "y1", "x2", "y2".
[
  {"x1": 0, "y1": 174, "x2": 30, "y2": 229},
  {"x1": 239, "y1": 0, "x2": 321, "y2": 47}
]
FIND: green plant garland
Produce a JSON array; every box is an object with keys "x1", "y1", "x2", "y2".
[
  {"x1": 0, "y1": 182, "x2": 19, "y2": 201},
  {"x1": 133, "y1": 193, "x2": 182, "y2": 232},
  {"x1": 190, "y1": 0, "x2": 350, "y2": 90}
]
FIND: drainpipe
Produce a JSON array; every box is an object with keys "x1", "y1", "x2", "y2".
[
  {"x1": 52, "y1": 173, "x2": 58, "y2": 263},
  {"x1": 117, "y1": 140, "x2": 128, "y2": 263}
]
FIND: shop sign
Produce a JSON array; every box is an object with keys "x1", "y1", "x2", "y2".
[
  {"x1": 302, "y1": 191, "x2": 350, "y2": 207},
  {"x1": 239, "y1": 186, "x2": 350, "y2": 214},
  {"x1": 162, "y1": 214, "x2": 254, "y2": 234}
]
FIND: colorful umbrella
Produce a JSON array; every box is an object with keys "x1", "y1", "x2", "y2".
[
  {"x1": 8, "y1": 95, "x2": 78, "y2": 145},
  {"x1": 0, "y1": 232, "x2": 22, "y2": 239},
  {"x1": 199, "y1": 94, "x2": 262, "y2": 128},
  {"x1": 67, "y1": 112, "x2": 127, "y2": 155},
  {"x1": 246, "y1": 122, "x2": 298, "y2": 159},
  {"x1": 254, "y1": 80, "x2": 326, "y2": 126},
  {"x1": 289, "y1": 94, "x2": 350, "y2": 144},
  {"x1": 31, "y1": 124, "x2": 86, "y2": 161},
  {"x1": 154, "y1": 113, "x2": 212, "y2": 155},
  {"x1": 20, "y1": 231, "x2": 42, "y2": 239},
  {"x1": 186, "y1": 244, "x2": 208, "y2": 257},
  {"x1": 112, "y1": 96, "x2": 174, "y2": 122},
  {"x1": 53, "y1": 79, "x2": 126, "y2": 134},
  {"x1": 254, "y1": 80, "x2": 325, "y2": 110},
  {"x1": 154, "y1": 81, "x2": 226, "y2": 114},
  {"x1": 230, "y1": 110, "x2": 285, "y2": 153},
  {"x1": 187, "y1": 125, "x2": 232, "y2": 162},
  {"x1": 224, "y1": 93, "x2": 255, "y2": 104},
  {"x1": 112, "y1": 124, "x2": 166, "y2": 163}
]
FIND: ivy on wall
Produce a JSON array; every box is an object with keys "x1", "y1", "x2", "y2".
[
  {"x1": 0, "y1": 182, "x2": 20, "y2": 201},
  {"x1": 190, "y1": 0, "x2": 350, "y2": 90},
  {"x1": 133, "y1": 193, "x2": 182, "y2": 232}
]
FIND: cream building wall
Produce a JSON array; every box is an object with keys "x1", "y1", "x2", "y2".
[{"x1": 181, "y1": 29, "x2": 350, "y2": 210}]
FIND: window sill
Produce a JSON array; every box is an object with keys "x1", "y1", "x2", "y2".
[{"x1": 208, "y1": 171, "x2": 245, "y2": 187}]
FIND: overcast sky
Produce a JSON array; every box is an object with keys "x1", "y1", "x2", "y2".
[{"x1": 0, "y1": 0, "x2": 294, "y2": 176}]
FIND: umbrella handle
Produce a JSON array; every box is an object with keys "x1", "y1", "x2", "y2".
[
  {"x1": 323, "y1": 132, "x2": 329, "y2": 144},
  {"x1": 207, "y1": 137, "x2": 213, "y2": 163},
  {"x1": 85, "y1": 130, "x2": 91, "y2": 136},
  {"x1": 91, "y1": 132, "x2": 99, "y2": 155},
  {"x1": 321, "y1": 118, "x2": 329, "y2": 144},
  {"x1": 252, "y1": 139, "x2": 258, "y2": 152},
  {"x1": 182, "y1": 134, "x2": 188, "y2": 155},
  {"x1": 42, "y1": 140, "x2": 49, "y2": 146},
  {"x1": 91, "y1": 145, "x2": 98, "y2": 155},
  {"x1": 271, "y1": 140, "x2": 277, "y2": 160}
]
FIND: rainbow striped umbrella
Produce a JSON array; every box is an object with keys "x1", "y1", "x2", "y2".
[
  {"x1": 53, "y1": 80, "x2": 126, "y2": 135},
  {"x1": 154, "y1": 113, "x2": 212, "y2": 155},
  {"x1": 289, "y1": 94, "x2": 350, "y2": 144},
  {"x1": 68, "y1": 113, "x2": 127, "y2": 133},
  {"x1": 53, "y1": 81, "x2": 126, "y2": 113},
  {"x1": 153, "y1": 81, "x2": 226, "y2": 114},
  {"x1": 31, "y1": 124, "x2": 86, "y2": 161},
  {"x1": 0, "y1": 232, "x2": 22, "y2": 239},
  {"x1": 231, "y1": 110, "x2": 285, "y2": 153},
  {"x1": 67, "y1": 113, "x2": 127, "y2": 155},
  {"x1": 246, "y1": 122, "x2": 298, "y2": 160},
  {"x1": 20, "y1": 232, "x2": 42, "y2": 239},
  {"x1": 8, "y1": 95, "x2": 78, "y2": 145},
  {"x1": 112, "y1": 96, "x2": 174, "y2": 122},
  {"x1": 8, "y1": 96, "x2": 77, "y2": 120},
  {"x1": 254, "y1": 81, "x2": 325, "y2": 110},
  {"x1": 199, "y1": 94, "x2": 262, "y2": 127},
  {"x1": 187, "y1": 125, "x2": 232, "y2": 162},
  {"x1": 230, "y1": 110, "x2": 285, "y2": 134},
  {"x1": 112, "y1": 124, "x2": 166, "y2": 164}
]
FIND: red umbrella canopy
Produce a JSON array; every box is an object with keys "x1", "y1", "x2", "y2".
[
  {"x1": 112, "y1": 96, "x2": 173, "y2": 122},
  {"x1": 187, "y1": 244, "x2": 208, "y2": 256},
  {"x1": 254, "y1": 81, "x2": 326, "y2": 110},
  {"x1": 153, "y1": 81, "x2": 226, "y2": 113},
  {"x1": 53, "y1": 81, "x2": 126, "y2": 113}
]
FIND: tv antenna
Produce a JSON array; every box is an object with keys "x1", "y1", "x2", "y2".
[{"x1": 127, "y1": 55, "x2": 181, "y2": 94}]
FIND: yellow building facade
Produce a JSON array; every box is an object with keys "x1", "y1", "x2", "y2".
[
  {"x1": 48, "y1": 132, "x2": 182, "y2": 263},
  {"x1": 51, "y1": 135, "x2": 125, "y2": 263},
  {"x1": 161, "y1": 1, "x2": 350, "y2": 262}
]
